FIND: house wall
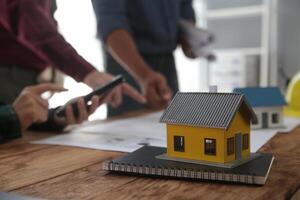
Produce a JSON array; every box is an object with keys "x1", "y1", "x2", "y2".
[
  {"x1": 166, "y1": 124, "x2": 225, "y2": 163},
  {"x1": 225, "y1": 111, "x2": 251, "y2": 163},
  {"x1": 252, "y1": 106, "x2": 284, "y2": 129},
  {"x1": 166, "y1": 110, "x2": 252, "y2": 164}
]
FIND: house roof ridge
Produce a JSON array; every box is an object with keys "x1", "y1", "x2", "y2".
[
  {"x1": 160, "y1": 92, "x2": 256, "y2": 129},
  {"x1": 233, "y1": 87, "x2": 286, "y2": 107}
]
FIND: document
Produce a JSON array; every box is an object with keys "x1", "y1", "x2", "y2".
[
  {"x1": 179, "y1": 19, "x2": 214, "y2": 59},
  {"x1": 34, "y1": 112, "x2": 299, "y2": 153},
  {"x1": 34, "y1": 112, "x2": 166, "y2": 152}
]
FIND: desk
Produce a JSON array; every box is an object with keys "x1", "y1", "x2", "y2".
[{"x1": 0, "y1": 113, "x2": 300, "y2": 200}]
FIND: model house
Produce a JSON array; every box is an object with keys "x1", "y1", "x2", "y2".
[
  {"x1": 159, "y1": 92, "x2": 257, "y2": 167},
  {"x1": 234, "y1": 87, "x2": 286, "y2": 129},
  {"x1": 284, "y1": 72, "x2": 300, "y2": 118}
]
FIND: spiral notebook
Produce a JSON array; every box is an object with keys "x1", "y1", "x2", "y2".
[{"x1": 103, "y1": 146, "x2": 274, "y2": 185}]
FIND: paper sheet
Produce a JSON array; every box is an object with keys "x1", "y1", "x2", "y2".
[
  {"x1": 33, "y1": 112, "x2": 299, "y2": 153},
  {"x1": 74, "y1": 112, "x2": 165, "y2": 139}
]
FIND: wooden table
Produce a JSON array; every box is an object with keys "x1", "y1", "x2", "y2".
[{"x1": 0, "y1": 114, "x2": 300, "y2": 200}]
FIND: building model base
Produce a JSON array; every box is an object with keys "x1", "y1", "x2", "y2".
[{"x1": 156, "y1": 153, "x2": 261, "y2": 169}]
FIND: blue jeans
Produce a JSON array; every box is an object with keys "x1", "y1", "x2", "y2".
[{"x1": 103, "y1": 51, "x2": 179, "y2": 117}]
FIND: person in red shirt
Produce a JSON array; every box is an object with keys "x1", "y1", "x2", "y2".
[{"x1": 0, "y1": 0, "x2": 145, "y2": 109}]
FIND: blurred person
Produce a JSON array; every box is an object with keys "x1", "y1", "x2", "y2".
[
  {"x1": 0, "y1": 0, "x2": 145, "y2": 110},
  {"x1": 0, "y1": 83, "x2": 122, "y2": 143},
  {"x1": 92, "y1": 0, "x2": 197, "y2": 116}
]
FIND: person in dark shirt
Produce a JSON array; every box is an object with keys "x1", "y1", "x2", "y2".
[
  {"x1": 0, "y1": 0, "x2": 145, "y2": 109},
  {"x1": 0, "y1": 83, "x2": 104, "y2": 143},
  {"x1": 92, "y1": 0, "x2": 197, "y2": 116}
]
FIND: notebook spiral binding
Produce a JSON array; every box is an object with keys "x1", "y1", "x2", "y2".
[{"x1": 103, "y1": 161, "x2": 256, "y2": 184}]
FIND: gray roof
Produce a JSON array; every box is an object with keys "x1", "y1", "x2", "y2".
[{"x1": 160, "y1": 92, "x2": 257, "y2": 130}]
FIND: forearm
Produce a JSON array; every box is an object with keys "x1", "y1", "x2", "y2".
[
  {"x1": 18, "y1": 0, "x2": 95, "y2": 82},
  {"x1": 106, "y1": 29, "x2": 153, "y2": 84}
]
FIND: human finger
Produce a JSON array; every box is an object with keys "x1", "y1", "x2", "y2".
[
  {"x1": 147, "y1": 85, "x2": 163, "y2": 108},
  {"x1": 65, "y1": 105, "x2": 76, "y2": 125},
  {"x1": 122, "y1": 83, "x2": 146, "y2": 103},
  {"x1": 186, "y1": 49, "x2": 196, "y2": 59},
  {"x1": 27, "y1": 83, "x2": 67, "y2": 95},
  {"x1": 77, "y1": 98, "x2": 88, "y2": 124},
  {"x1": 32, "y1": 103, "x2": 48, "y2": 124},
  {"x1": 89, "y1": 96, "x2": 100, "y2": 114},
  {"x1": 30, "y1": 93, "x2": 49, "y2": 109},
  {"x1": 19, "y1": 90, "x2": 48, "y2": 109},
  {"x1": 101, "y1": 91, "x2": 114, "y2": 105},
  {"x1": 156, "y1": 79, "x2": 172, "y2": 101},
  {"x1": 109, "y1": 87, "x2": 123, "y2": 108}
]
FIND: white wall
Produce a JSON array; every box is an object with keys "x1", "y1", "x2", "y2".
[
  {"x1": 49, "y1": 0, "x2": 106, "y2": 120},
  {"x1": 252, "y1": 106, "x2": 284, "y2": 129}
]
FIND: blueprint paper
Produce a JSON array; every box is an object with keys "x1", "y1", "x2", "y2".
[
  {"x1": 33, "y1": 112, "x2": 299, "y2": 153},
  {"x1": 33, "y1": 131, "x2": 166, "y2": 152},
  {"x1": 73, "y1": 112, "x2": 166, "y2": 139}
]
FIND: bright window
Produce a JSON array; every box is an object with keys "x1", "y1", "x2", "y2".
[
  {"x1": 174, "y1": 136, "x2": 185, "y2": 152},
  {"x1": 204, "y1": 138, "x2": 216, "y2": 155}
]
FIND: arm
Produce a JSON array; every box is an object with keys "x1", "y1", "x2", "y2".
[
  {"x1": 11, "y1": 84, "x2": 103, "y2": 135},
  {"x1": 16, "y1": 0, "x2": 95, "y2": 82},
  {"x1": 92, "y1": 0, "x2": 172, "y2": 108},
  {"x1": 92, "y1": 0, "x2": 149, "y2": 82},
  {"x1": 107, "y1": 29, "x2": 153, "y2": 86},
  {"x1": 16, "y1": 0, "x2": 145, "y2": 107},
  {"x1": 107, "y1": 30, "x2": 172, "y2": 108}
]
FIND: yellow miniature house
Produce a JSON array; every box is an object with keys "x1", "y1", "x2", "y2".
[
  {"x1": 284, "y1": 72, "x2": 300, "y2": 117},
  {"x1": 159, "y1": 92, "x2": 257, "y2": 168}
]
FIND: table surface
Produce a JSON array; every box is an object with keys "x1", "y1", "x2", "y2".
[{"x1": 0, "y1": 113, "x2": 300, "y2": 200}]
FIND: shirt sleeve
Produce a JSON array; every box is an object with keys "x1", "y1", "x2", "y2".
[
  {"x1": 16, "y1": 0, "x2": 95, "y2": 82},
  {"x1": 0, "y1": 105, "x2": 22, "y2": 143},
  {"x1": 91, "y1": 0, "x2": 131, "y2": 43},
  {"x1": 181, "y1": 0, "x2": 196, "y2": 21}
]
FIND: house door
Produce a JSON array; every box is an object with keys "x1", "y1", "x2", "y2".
[
  {"x1": 235, "y1": 133, "x2": 242, "y2": 160},
  {"x1": 262, "y1": 112, "x2": 268, "y2": 128}
]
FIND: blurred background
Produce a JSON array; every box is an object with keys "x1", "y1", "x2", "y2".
[{"x1": 49, "y1": 0, "x2": 300, "y2": 119}]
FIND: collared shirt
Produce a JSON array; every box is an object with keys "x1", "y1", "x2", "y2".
[
  {"x1": 92, "y1": 0, "x2": 195, "y2": 55},
  {"x1": 0, "y1": 0, "x2": 95, "y2": 82}
]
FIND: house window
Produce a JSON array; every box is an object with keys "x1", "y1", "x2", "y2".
[
  {"x1": 242, "y1": 134, "x2": 249, "y2": 150},
  {"x1": 174, "y1": 136, "x2": 185, "y2": 152},
  {"x1": 272, "y1": 113, "x2": 279, "y2": 124},
  {"x1": 252, "y1": 116, "x2": 258, "y2": 125},
  {"x1": 204, "y1": 138, "x2": 216, "y2": 155},
  {"x1": 227, "y1": 137, "x2": 234, "y2": 155}
]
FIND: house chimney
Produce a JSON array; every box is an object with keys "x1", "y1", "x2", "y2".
[{"x1": 209, "y1": 85, "x2": 218, "y2": 93}]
